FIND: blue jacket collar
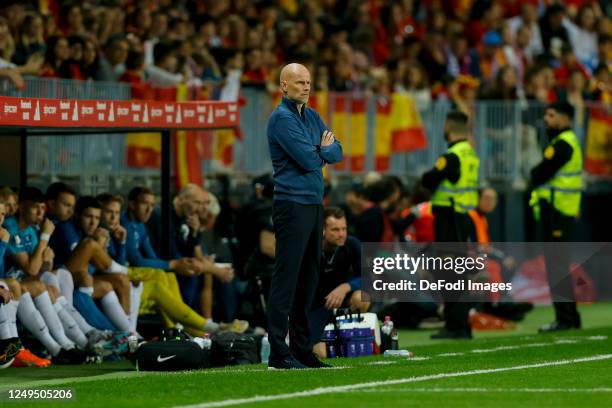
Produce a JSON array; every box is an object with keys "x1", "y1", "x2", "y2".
[{"x1": 281, "y1": 96, "x2": 305, "y2": 117}]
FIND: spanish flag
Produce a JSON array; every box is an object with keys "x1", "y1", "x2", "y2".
[
  {"x1": 126, "y1": 133, "x2": 161, "y2": 168},
  {"x1": 585, "y1": 107, "x2": 612, "y2": 176},
  {"x1": 349, "y1": 98, "x2": 367, "y2": 172},
  {"x1": 374, "y1": 99, "x2": 392, "y2": 171},
  {"x1": 389, "y1": 93, "x2": 427, "y2": 152},
  {"x1": 330, "y1": 94, "x2": 349, "y2": 170},
  {"x1": 174, "y1": 84, "x2": 203, "y2": 189}
]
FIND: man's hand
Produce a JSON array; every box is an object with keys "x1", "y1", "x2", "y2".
[
  {"x1": 41, "y1": 219, "x2": 55, "y2": 236},
  {"x1": 212, "y1": 265, "x2": 234, "y2": 283},
  {"x1": 170, "y1": 258, "x2": 197, "y2": 277},
  {"x1": 321, "y1": 130, "x2": 335, "y2": 147},
  {"x1": 111, "y1": 225, "x2": 127, "y2": 243},
  {"x1": 0, "y1": 227, "x2": 9, "y2": 243},
  {"x1": 94, "y1": 228, "x2": 110, "y2": 247},
  {"x1": 324, "y1": 283, "x2": 351, "y2": 310},
  {"x1": 0, "y1": 287, "x2": 11, "y2": 304},
  {"x1": 186, "y1": 215, "x2": 200, "y2": 236},
  {"x1": 42, "y1": 247, "x2": 55, "y2": 263}
]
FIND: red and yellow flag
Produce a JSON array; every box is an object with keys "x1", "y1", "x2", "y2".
[
  {"x1": 349, "y1": 98, "x2": 367, "y2": 172},
  {"x1": 585, "y1": 107, "x2": 612, "y2": 176},
  {"x1": 389, "y1": 93, "x2": 427, "y2": 152},
  {"x1": 374, "y1": 99, "x2": 392, "y2": 171},
  {"x1": 126, "y1": 133, "x2": 161, "y2": 168}
]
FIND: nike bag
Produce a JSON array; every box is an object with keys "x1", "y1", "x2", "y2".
[
  {"x1": 135, "y1": 339, "x2": 211, "y2": 371},
  {"x1": 210, "y1": 332, "x2": 260, "y2": 367}
]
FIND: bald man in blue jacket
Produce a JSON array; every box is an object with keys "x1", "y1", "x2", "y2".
[{"x1": 266, "y1": 63, "x2": 342, "y2": 369}]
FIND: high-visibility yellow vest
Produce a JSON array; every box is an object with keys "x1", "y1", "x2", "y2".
[
  {"x1": 530, "y1": 130, "x2": 583, "y2": 219},
  {"x1": 431, "y1": 140, "x2": 479, "y2": 213}
]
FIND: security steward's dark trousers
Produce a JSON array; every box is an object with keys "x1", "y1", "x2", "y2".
[
  {"x1": 433, "y1": 206, "x2": 475, "y2": 332},
  {"x1": 538, "y1": 199, "x2": 580, "y2": 326},
  {"x1": 267, "y1": 200, "x2": 323, "y2": 359}
]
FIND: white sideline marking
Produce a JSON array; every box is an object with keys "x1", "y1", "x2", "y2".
[
  {"x1": 587, "y1": 336, "x2": 608, "y2": 340},
  {"x1": 470, "y1": 342, "x2": 549, "y2": 353},
  {"x1": 437, "y1": 352, "x2": 465, "y2": 357},
  {"x1": 355, "y1": 387, "x2": 612, "y2": 393},
  {"x1": 174, "y1": 354, "x2": 612, "y2": 408}
]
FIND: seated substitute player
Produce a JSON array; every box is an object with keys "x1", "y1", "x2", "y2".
[
  {"x1": 45, "y1": 183, "x2": 129, "y2": 353},
  {"x1": 53, "y1": 196, "x2": 132, "y2": 333},
  {"x1": 310, "y1": 207, "x2": 370, "y2": 358},
  {"x1": 3, "y1": 188, "x2": 91, "y2": 364},
  {"x1": 123, "y1": 186, "x2": 223, "y2": 334}
]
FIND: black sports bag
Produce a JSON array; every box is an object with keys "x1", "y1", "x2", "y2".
[
  {"x1": 135, "y1": 339, "x2": 211, "y2": 371},
  {"x1": 210, "y1": 332, "x2": 260, "y2": 367}
]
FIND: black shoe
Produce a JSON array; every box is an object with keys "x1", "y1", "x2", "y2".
[
  {"x1": 430, "y1": 328, "x2": 472, "y2": 340},
  {"x1": 52, "y1": 348, "x2": 88, "y2": 365},
  {"x1": 268, "y1": 354, "x2": 308, "y2": 370},
  {"x1": 295, "y1": 353, "x2": 332, "y2": 368},
  {"x1": 0, "y1": 338, "x2": 22, "y2": 368},
  {"x1": 538, "y1": 321, "x2": 580, "y2": 333}
]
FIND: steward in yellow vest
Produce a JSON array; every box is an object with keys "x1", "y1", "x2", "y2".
[
  {"x1": 421, "y1": 111, "x2": 478, "y2": 340},
  {"x1": 529, "y1": 101, "x2": 582, "y2": 333}
]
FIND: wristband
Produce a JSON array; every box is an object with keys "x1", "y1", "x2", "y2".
[{"x1": 40, "y1": 233, "x2": 51, "y2": 242}]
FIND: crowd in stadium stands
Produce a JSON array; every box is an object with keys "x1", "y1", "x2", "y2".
[{"x1": 0, "y1": 0, "x2": 609, "y2": 108}]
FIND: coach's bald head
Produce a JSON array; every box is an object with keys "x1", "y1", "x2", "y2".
[{"x1": 280, "y1": 63, "x2": 311, "y2": 107}]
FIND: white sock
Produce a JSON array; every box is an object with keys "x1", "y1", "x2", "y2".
[
  {"x1": 204, "y1": 319, "x2": 219, "y2": 333},
  {"x1": 17, "y1": 293, "x2": 61, "y2": 356},
  {"x1": 54, "y1": 296, "x2": 88, "y2": 348},
  {"x1": 57, "y1": 296, "x2": 95, "y2": 334},
  {"x1": 33, "y1": 292, "x2": 75, "y2": 350},
  {"x1": 79, "y1": 286, "x2": 94, "y2": 297},
  {"x1": 106, "y1": 260, "x2": 128, "y2": 275},
  {"x1": 6, "y1": 300, "x2": 19, "y2": 338},
  {"x1": 0, "y1": 305, "x2": 10, "y2": 339},
  {"x1": 40, "y1": 271, "x2": 60, "y2": 289},
  {"x1": 129, "y1": 282, "x2": 143, "y2": 332},
  {"x1": 100, "y1": 291, "x2": 130, "y2": 331},
  {"x1": 57, "y1": 268, "x2": 75, "y2": 304}
]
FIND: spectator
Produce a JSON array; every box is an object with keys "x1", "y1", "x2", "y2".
[
  {"x1": 482, "y1": 65, "x2": 521, "y2": 101},
  {"x1": 0, "y1": 17, "x2": 42, "y2": 87},
  {"x1": 400, "y1": 63, "x2": 432, "y2": 110},
  {"x1": 563, "y1": 4, "x2": 600, "y2": 68},
  {"x1": 507, "y1": 2, "x2": 543, "y2": 57},
  {"x1": 479, "y1": 31, "x2": 507, "y2": 82},
  {"x1": 145, "y1": 41, "x2": 183, "y2": 86},
  {"x1": 558, "y1": 69, "x2": 590, "y2": 128},
  {"x1": 590, "y1": 63, "x2": 611, "y2": 102},
  {"x1": 539, "y1": 4, "x2": 570, "y2": 52},
  {"x1": 555, "y1": 45, "x2": 590, "y2": 89},
  {"x1": 12, "y1": 12, "x2": 45, "y2": 66},
  {"x1": 40, "y1": 35, "x2": 81, "y2": 79},
  {"x1": 96, "y1": 34, "x2": 129, "y2": 82}
]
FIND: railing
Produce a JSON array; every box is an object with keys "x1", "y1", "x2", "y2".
[{"x1": 1, "y1": 78, "x2": 609, "y2": 192}]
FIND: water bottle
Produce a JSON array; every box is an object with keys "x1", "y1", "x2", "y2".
[
  {"x1": 391, "y1": 326, "x2": 399, "y2": 350},
  {"x1": 383, "y1": 349, "x2": 413, "y2": 357},
  {"x1": 260, "y1": 334, "x2": 270, "y2": 364},
  {"x1": 380, "y1": 316, "x2": 392, "y2": 352},
  {"x1": 323, "y1": 324, "x2": 337, "y2": 358}
]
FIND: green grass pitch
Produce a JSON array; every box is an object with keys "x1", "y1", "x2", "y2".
[{"x1": 1, "y1": 303, "x2": 611, "y2": 407}]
